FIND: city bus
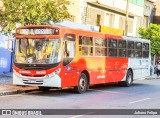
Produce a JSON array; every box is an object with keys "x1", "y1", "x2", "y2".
[{"x1": 12, "y1": 25, "x2": 150, "y2": 93}]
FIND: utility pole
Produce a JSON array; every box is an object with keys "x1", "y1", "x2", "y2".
[{"x1": 125, "y1": 0, "x2": 129, "y2": 36}]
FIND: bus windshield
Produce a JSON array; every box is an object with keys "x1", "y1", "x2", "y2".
[{"x1": 14, "y1": 38, "x2": 61, "y2": 64}]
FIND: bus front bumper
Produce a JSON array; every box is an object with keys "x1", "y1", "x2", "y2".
[{"x1": 13, "y1": 71, "x2": 61, "y2": 87}]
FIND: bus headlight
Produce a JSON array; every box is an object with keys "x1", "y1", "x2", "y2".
[
  {"x1": 47, "y1": 68, "x2": 61, "y2": 78},
  {"x1": 13, "y1": 70, "x2": 21, "y2": 76},
  {"x1": 54, "y1": 68, "x2": 61, "y2": 74}
]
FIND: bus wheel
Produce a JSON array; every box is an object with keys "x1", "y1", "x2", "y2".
[
  {"x1": 123, "y1": 70, "x2": 133, "y2": 87},
  {"x1": 74, "y1": 73, "x2": 88, "y2": 94},
  {"x1": 38, "y1": 87, "x2": 50, "y2": 91}
]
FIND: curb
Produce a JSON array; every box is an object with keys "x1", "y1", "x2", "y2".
[
  {"x1": 146, "y1": 78, "x2": 157, "y2": 80},
  {"x1": 145, "y1": 76, "x2": 160, "y2": 80},
  {"x1": 0, "y1": 90, "x2": 23, "y2": 96},
  {"x1": 145, "y1": 74, "x2": 159, "y2": 80},
  {"x1": 0, "y1": 89, "x2": 38, "y2": 96},
  {"x1": 146, "y1": 78, "x2": 160, "y2": 80}
]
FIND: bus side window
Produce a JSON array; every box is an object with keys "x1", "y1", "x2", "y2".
[
  {"x1": 143, "y1": 43, "x2": 149, "y2": 58},
  {"x1": 63, "y1": 34, "x2": 76, "y2": 66},
  {"x1": 108, "y1": 38, "x2": 117, "y2": 57},
  {"x1": 118, "y1": 40, "x2": 126, "y2": 57},
  {"x1": 128, "y1": 50, "x2": 134, "y2": 58},
  {"x1": 135, "y1": 42, "x2": 142, "y2": 58},
  {"x1": 79, "y1": 36, "x2": 93, "y2": 56},
  {"x1": 95, "y1": 37, "x2": 107, "y2": 56},
  {"x1": 127, "y1": 41, "x2": 134, "y2": 58}
]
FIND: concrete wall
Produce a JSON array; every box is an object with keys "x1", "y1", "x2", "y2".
[
  {"x1": 67, "y1": 0, "x2": 148, "y2": 36},
  {"x1": 67, "y1": 0, "x2": 82, "y2": 23},
  {"x1": 155, "y1": 0, "x2": 160, "y2": 16},
  {"x1": 97, "y1": 0, "x2": 144, "y2": 16},
  {"x1": 153, "y1": 0, "x2": 160, "y2": 24},
  {"x1": 144, "y1": 0, "x2": 155, "y2": 27}
]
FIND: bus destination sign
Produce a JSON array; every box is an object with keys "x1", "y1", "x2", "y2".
[{"x1": 17, "y1": 28, "x2": 59, "y2": 35}]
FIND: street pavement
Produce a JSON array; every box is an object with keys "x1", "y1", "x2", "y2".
[
  {"x1": 0, "y1": 72, "x2": 158, "y2": 96},
  {"x1": 0, "y1": 72, "x2": 38, "y2": 96}
]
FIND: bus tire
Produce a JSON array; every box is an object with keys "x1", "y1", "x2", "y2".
[
  {"x1": 123, "y1": 70, "x2": 133, "y2": 87},
  {"x1": 38, "y1": 87, "x2": 51, "y2": 91},
  {"x1": 74, "y1": 73, "x2": 88, "y2": 94}
]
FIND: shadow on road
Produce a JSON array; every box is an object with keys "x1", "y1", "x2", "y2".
[{"x1": 24, "y1": 81, "x2": 157, "y2": 97}]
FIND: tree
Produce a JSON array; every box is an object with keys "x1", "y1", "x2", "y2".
[
  {"x1": 138, "y1": 24, "x2": 160, "y2": 55},
  {"x1": 0, "y1": 0, "x2": 70, "y2": 32}
]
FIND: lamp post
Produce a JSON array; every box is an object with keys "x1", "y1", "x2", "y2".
[{"x1": 125, "y1": 0, "x2": 129, "y2": 36}]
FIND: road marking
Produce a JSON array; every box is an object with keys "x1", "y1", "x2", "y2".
[
  {"x1": 70, "y1": 112, "x2": 94, "y2": 118},
  {"x1": 129, "y1": 98, "x2": 151, "y2": 104}
]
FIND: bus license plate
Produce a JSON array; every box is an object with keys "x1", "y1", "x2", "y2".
[{"x1": 28, "y1": 79, "x2": 36, "y2": 83}]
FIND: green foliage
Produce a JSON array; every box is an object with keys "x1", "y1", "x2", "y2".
[
  {"x1": 138, "y1": 24, "x2": 160, "y2": 55},
  {"x1": 0, "y1": 0, "x2": 70, "y2": 33}
]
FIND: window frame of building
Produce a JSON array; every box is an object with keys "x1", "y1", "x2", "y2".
[{"x1": 96, "y1": 14, "x2": 101, "y2": 26}]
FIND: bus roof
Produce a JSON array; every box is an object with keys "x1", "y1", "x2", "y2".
[
  {"x1": 105, "y1": 34, "x2": 123, "y2": 39},
  {"x1": 16, "y1": 25, "x2": 149, "y2": 42},
  {"x1": 123, "y1": 36, "x2": 150, "y2": 43},
  {"x1": 16, "y1": 25, "x2": 105, "y2": 36}
]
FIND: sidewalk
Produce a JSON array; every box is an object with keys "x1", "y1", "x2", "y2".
[
  {"x1": 145, "y1": 74, "x2": 159, "y2": 80},
  {"x1": 0, "y1": 72, "x2": 38, "y2": 96}
]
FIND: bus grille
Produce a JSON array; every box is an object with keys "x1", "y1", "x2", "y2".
[{"x1": 23, "y1": 79, "x2": 43, "y2": 84}]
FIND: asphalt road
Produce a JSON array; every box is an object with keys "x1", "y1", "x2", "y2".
[{"x1": 0, "y1": 78, "x2": 160, "y2": 118}]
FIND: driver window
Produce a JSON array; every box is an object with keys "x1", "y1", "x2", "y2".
[{"x1": 63, "y1": 34, "x2": 76, "y2": 66}]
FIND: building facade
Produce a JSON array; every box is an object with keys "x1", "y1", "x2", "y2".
[
  {"x1": 67, "y1": 0, "x2": 82, "y2": 23},
  {"x1": 154, "y1": 0, "x2": 160, "y2": 24},
  {"x1": 68, "y1": 0, "x2": 156, "y2": 36},
  {"x1": 143, "y1": 0, "x2": 155, "y2": 28}
]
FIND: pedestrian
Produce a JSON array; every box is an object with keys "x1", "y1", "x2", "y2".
[{"x1": 156, "y1": 61, "x2": 160, "y2": 77}]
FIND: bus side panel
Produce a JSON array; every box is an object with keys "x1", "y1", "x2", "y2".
[
  {"x1": 128, "y1": 58, "x2": 150, "y2": 80},
  {"x1": 105, "y1": 58, "x2": 128, "y2": 82},
  {"x1": 60, "y1": 57, "x2": 129, "y2": 87},
  {"x1": 61, "y1": 57, "x2": 107, "y2": 87},
  {"x1": 60, "y1": 61, "x2": 80, "y2": 88},
  {"x1": 85, "y1": 57, "x2": 106, "y2": 85}
]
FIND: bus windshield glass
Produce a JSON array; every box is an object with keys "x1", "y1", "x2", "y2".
[{"x1": 14, "y1": 38, "x2": 61, "y2": 64}]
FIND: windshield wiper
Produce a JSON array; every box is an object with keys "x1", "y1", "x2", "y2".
[{"x1": 14, "y1": 62, "x2": 60, "y2": 70}]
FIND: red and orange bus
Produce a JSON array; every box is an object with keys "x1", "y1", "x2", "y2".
[{"x1": 12, "y1": 25, "x2": 150, "y2": 93}]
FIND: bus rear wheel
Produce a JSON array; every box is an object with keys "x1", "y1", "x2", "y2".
[
  {"x1": 123, "y1": 70, "x2": 133, "y2": 87},
  {"x1": 74, "y1": 73, "x2": 88, "y2": 94},
  {"x1": 38, "y1": 87, "x2": 51, "y2": 91}
]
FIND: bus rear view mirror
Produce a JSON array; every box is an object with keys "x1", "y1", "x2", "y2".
[{"x1": 6, "y1": 38, "x2": 14, "y2": 53}]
